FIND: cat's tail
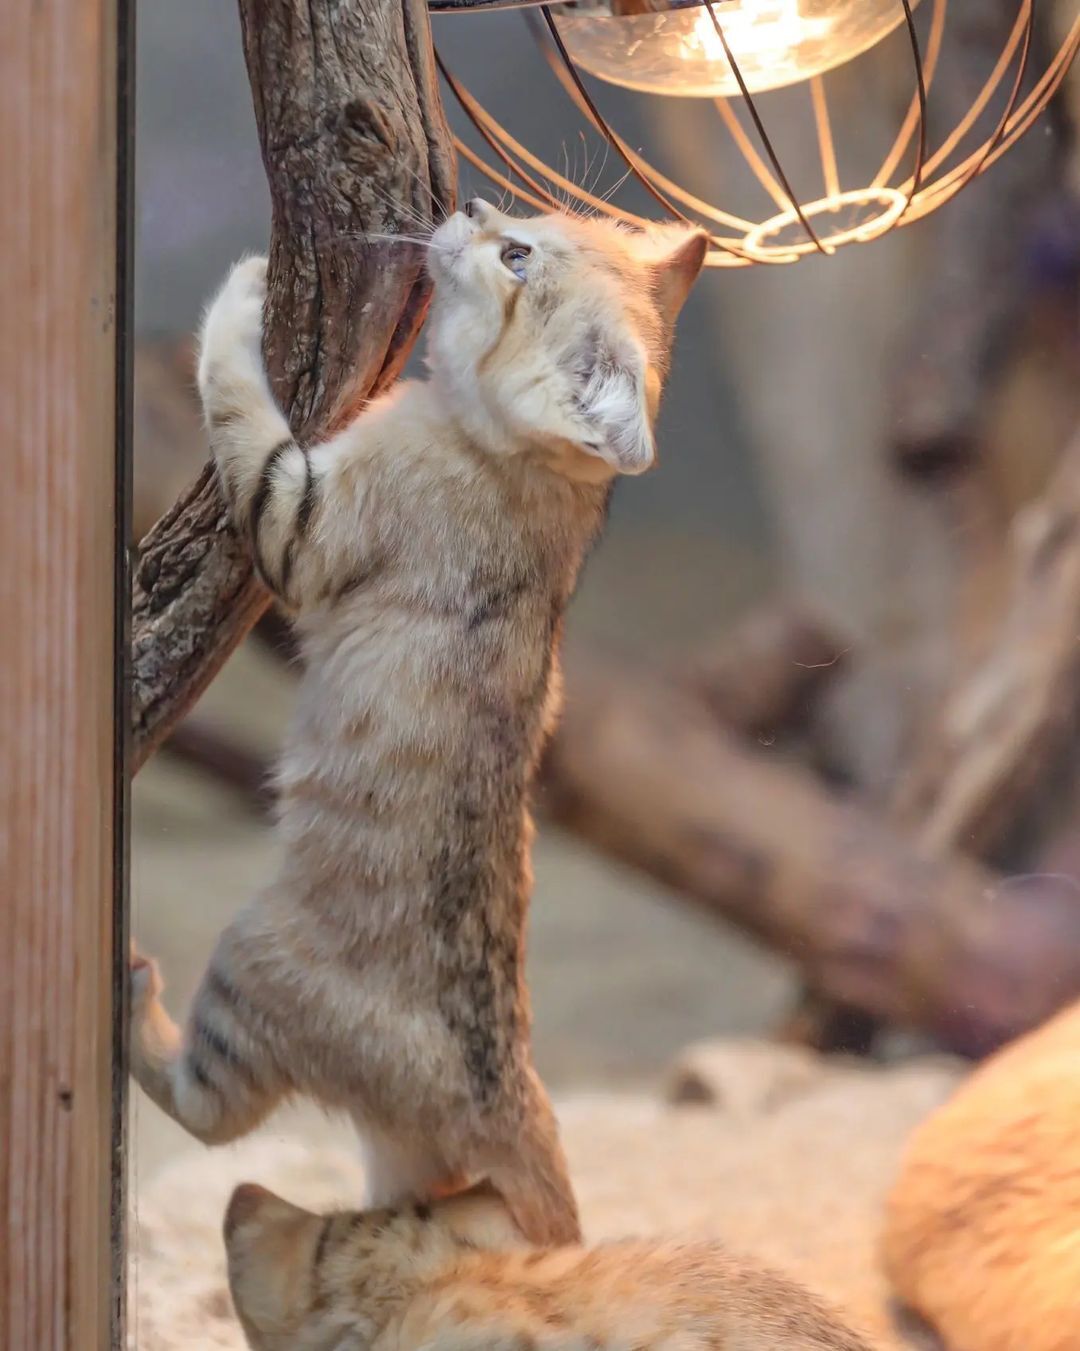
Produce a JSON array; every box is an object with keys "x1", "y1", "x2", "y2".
[{"x1": 485, "y1": 1073, "x2": 582, "y2": 1247}]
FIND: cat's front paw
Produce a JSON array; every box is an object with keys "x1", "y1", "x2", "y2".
[
  {"x1": 197, "y1": 255, "x2": 269, "y2": 404},
  {"x1": 130, "y1": 941, "x2": 164, "y2": 1019}
]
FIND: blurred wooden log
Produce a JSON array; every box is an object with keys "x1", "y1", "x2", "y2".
[
  {"x1": 163, "y1": 718, "x2": 274, "y2": 815},
  {"x1": 540, "y1": 658, "x2": 1080, "y2": 1056},
  {"x1": 891, "y1": 426, "x2": 1080, "y2": 858},
  {"x1": 151, "y1": 601, "x2": 847, "y2": 809},
  {"x1": 774, "y1": 992, "x2": 880, "y2": 1057},
  {"x1": 790, "y1": 5, "x2": 1080, "y2": 1053},
  {"x1": 131, "y1": 0, "x2": 454, "y2": 772},
  {"x1": 793, "y1": 417, "x2": 1080, "y2": 1049},
  {"x1": 683, "y1": 605, "x2": 849, "y2": 739},
  {"x1": 133, "y1": 336, "x2": 203, "y2": 544}
]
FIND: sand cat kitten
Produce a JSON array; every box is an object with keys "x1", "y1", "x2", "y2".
[
  {"x1": 223, "y1": 1181, "x2": 877, "y2": 1351},
  {"x1": 129, "y1": 201, "x2": 707, "y2": 1246}
]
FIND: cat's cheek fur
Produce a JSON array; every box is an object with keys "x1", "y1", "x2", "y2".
[{"x1": 574, "y1": 351, "x2": 656, "y2": 476}]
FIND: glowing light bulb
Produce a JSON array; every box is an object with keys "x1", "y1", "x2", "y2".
[{"x1": 553, "y1": 0, "x2": 920, "y2": 98}]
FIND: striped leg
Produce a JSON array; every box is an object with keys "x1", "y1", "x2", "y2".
[
  {"x1": 196, "y1": 256, "x2": 316, "y2": 604},
  {"x1": 197, "y1": 256, "x2": 378, "y2": 606},
  {"x1": 129, "y1": 945, "x2": 284, "y2": 1146}
]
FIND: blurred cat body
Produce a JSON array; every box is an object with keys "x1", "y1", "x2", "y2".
[
  {"x1": 129, "y1": 201, "x2": 708, "y2": 1246},
  {"x1": 224, "y1": 1182, "x2": 877, "y2": 1351}
]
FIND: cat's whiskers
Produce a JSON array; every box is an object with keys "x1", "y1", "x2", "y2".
[
  {"x1": 369, "y1": 183, "x2": 438, "y2": 234},
  {"x1": 390, "y1": 162, "x2": 451, "y2": 223},
  {"x1": 360, "y1": 233, "x2": 449, "y2": 250},
  {"x1": 591, "y1": 166, "x2": 633, "y2": 215},
  {"x1": 584, "y1": 139, "x2": 612, "y2": 206}
]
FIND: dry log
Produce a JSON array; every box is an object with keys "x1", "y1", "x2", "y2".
[
  {"x1": 131, "y1": 0, "x2": 455, "y2": 771},
  {"x1": 540, "y1": 657, "x2": 1080, "y2": 1056},
  {"x1": 773, "y1": 993, "x2": 880, "y2": 1057},
  {"x1": 891, "y1": 427, "x2": 1080, "y2": 859},
  {"x1": 682, "y1": 605, "x2": 849, "y2": 739},
  {"x1": 148, "y1": 599, "x2": 848, "y2": 809},
  {"x1": 163, "y1": 717, "x2": 275, "y2": 815},
  {"x1": 133, "y1": 336, "x2": 203, "y2": 543}
]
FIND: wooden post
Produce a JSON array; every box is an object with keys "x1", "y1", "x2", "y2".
[{"x1": 0, "y1": 0, "x2": 128, "y2": 1345}]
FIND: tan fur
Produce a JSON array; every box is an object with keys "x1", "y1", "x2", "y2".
[
  {"x1": 128, "y1": 203, "x2": 707, "y2": 1246},
  {"x1": 882, "y1": 998, "x2": 1080, "y2": 1351},
  {"x1": 224, "y1": 1183, "x2": 877, "y2": 1351}
]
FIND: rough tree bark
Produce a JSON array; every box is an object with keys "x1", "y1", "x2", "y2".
[
  {"x1": 540, "y1": 657, "x2": 1080, "y2": 1056},
  {"x1": 131, "y1": 0, "x2": 455, "y2": 770}
]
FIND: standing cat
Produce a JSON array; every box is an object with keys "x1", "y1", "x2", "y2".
[
  {"x1": 129, "y1": 200, "x2": 707, "y2": 1246},
  {"x1": 223, "y1": 1181, "x2": 877, "y2": 1351}
]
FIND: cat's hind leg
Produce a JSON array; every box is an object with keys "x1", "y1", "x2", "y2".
[
  {"x1": 481, "y1": 1069, "x2": 582, "y2": 1246},
  {"x1": 130, "y1": 946, "x2": 285, "y2": 1146}
]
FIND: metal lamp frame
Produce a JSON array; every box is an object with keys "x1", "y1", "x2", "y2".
[{"x1": 429, "y1": 0, "x2": 1080, "y2": 265}]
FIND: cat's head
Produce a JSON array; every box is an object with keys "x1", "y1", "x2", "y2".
[
  {"x1": 223, "y1": 1180, "x2": 526, "y2": 1350},
  {"x1": 425, "y1": 202, "x2": 708, "y2": 480}
]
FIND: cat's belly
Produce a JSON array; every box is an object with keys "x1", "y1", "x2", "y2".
[{"x1": 274, "y1": 644, "x2": 547, "y2": 885}]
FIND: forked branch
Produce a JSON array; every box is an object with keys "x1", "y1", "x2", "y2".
[{"x1": 131, "y1": 0, "x2": 454, "y2": 770}]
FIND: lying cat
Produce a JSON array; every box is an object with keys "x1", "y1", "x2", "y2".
[
  {"x1": 129, "y1": 201, "x2": 708, "y2": 1245},
  {"x1": 223, "y1": 1181, "x2": 877, "y2": 1351}
]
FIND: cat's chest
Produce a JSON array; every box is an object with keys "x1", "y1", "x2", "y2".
[{"x1": 383, "y1": 452, "x2": 600, "y2": 591}]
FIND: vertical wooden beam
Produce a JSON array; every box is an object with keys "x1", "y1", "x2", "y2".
[
  {"x1": 112, "y1": 0, "x2": 136, "y2": 1341},
  {"x1": 0, "y1": 0, "x2": 125, "y2": 1345}
]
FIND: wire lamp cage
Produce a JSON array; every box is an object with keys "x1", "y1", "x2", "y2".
[{"x1": 428, "y1": 0, "x2": 1080, "y2": 265}]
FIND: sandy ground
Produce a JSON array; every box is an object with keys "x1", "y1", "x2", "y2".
[{"x1": 128, "y1": 1045, "x2": 962, "y2": 1350}]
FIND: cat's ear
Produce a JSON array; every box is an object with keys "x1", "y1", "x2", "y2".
[
  {"x1": 653, "y1": 228, "x2": 709, "y2": 325},
  {"x1": 572, "y1": 339, "x2": 658, "y2": 476},
  {"x1": 224, "y1": 1182, "x2": 314, "y2": 1241}
]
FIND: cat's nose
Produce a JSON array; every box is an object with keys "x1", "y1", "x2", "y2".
[{"x1": 463, "y1": 198, "x2": 489, "y2": 222}]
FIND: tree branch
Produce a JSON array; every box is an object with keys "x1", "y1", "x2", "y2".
[
  {"x1": 131, "y1": 0, "x2": 454, "y2": 770},
  {"x1": 681, "y1": 604, "x2": 849, "y2": 740},
  {"x1": 540, "y1": 657, "x2": 1080, "y2": 1055},
  {"x1": 891, "y1": 425, "x2": 1080, "y2": 858}
]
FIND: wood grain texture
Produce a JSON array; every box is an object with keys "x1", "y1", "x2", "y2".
[
  {"x1": 131, "y1": 0, "x2": 455, "y2": 770},
  {"x1": 0, "y1": 0, "x2": 120, "y2": 1344}
]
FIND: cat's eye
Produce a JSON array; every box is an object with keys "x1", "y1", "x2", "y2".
[{"x1": 501, "y1": 241, "x2": 532, "y2": 278}]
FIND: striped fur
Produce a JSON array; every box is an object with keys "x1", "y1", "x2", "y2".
[
  {"x1": 223, "y1": 1184, "x2": 878, "y2": 1351},
  {"x1": 129, "y1": 210, "x2": 707, "y2": 1246}
]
